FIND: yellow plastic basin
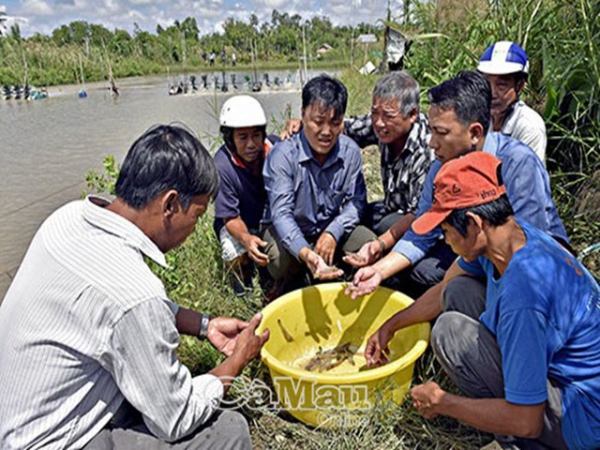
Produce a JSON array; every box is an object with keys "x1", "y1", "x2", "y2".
[{"x1": 256, "y1": 282, "x2": 430, "y2": 428}]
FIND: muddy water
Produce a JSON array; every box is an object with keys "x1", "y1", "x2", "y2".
[{"x1": 0, "y1": 74, "x2": 305, "y2": 299}]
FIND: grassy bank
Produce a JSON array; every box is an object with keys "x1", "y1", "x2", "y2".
[
  {"x1": 82, "y1": 78, "x2": 479, "y2": 449},
  {"x1": 86, "y1": 146, "x2": 490, "y2": 450}
]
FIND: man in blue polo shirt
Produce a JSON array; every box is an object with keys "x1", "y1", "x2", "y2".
[
  {"x1": 365, "y1": 152, "x2": 600, "y2": 449},
  {"x1": 347, "y1": 71, "x2": 568, "y2": 299},
  {"x1": 262, "y1": 74, "x2": 375, "y2": 290},
  {"x1": 213, "y1": 95, "x2": 278, "y2": 297}
]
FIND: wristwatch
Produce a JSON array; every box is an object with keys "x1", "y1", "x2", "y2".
[{"x1": 198, "y1": 313, "x2": 211, "y2": 340}]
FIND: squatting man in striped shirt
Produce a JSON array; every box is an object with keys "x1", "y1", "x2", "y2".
[{"x1": 0, "y1": 125, "x2": 269, "y2": 449}]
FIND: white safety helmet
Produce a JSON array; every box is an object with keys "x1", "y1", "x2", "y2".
[
  {"x1": 219, "y1": 95, "x2": 267, "y2": 128},
  {"x1": 477, "y1": 41, "x2": 529, "y2": 76}
]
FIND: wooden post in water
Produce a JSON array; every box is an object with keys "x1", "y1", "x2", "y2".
[{"x1": 302, "y1": 22, "x2": 308, "y2": 86}]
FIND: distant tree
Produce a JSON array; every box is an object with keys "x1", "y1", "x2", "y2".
[
  {"x1": 133, "y1": 28, "x2": 162, "y2": 60},
  {"x1": 52, "y1": 24, "x2": 71, "y2": 45},
  {"x1": 222, "y1": 18, "x2": 253, "y2": 50},
  {"x1": 271, "y1": 10, "x2": 301, "y2": 30},
  {"x1": 89, "y1": 24, "x2": 113, "y2": 47},
  {"x1": 69, "y1": 21, "x2": 90, "y2": 45},
  {"x1": 309, "y1": 16, "x2": 334, "y2": 48},
  {"x1": 180, "y1": 17, "x2": 200, "y2": 41},
  {"x1": 111, "y1": 29, "x2": 132, "y2": 56}
]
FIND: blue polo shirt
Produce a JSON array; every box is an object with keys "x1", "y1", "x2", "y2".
[
  {"x1": 393, "y1": 133, "x2": 568, "y2": 264},
  {"x1": 213, "y1": 136, "x2": 278, "y2": 236},
  {"x1": 262, "y1": 130, "x2": 367, "y2": 259},
  {"x1": 458, "y1": 220, "x2": 600, "y2": 450}
]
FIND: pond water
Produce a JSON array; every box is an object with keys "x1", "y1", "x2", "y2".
[{"x1": 0, "y1": 72, "x2": 309, "y2": 298}]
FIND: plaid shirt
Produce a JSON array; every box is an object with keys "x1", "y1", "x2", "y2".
[{"x1": 344, "y1": 112, "x2": 434, "y2": 215}]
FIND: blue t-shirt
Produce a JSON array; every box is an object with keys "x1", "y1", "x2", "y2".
[
  {"x1": 213, "y1": 136, "x2": 278, "y2": 236},
  {"x1": 459, "y1": 220, "x2": 600, "y2": 450},
  {"x1": 393, "y1": 133, "x2": 568, "y2": 264}
]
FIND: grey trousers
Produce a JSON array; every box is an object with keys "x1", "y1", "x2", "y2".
[
  {"x1": 362, "y1": 201, "x2": 404, "y2": 236},
  {"x1": 83, "y1": 408, "x2": 252, "y2": 450},
  {"x1": 261, "y1": 224, "x2": 376, "y2": 281},
  {"x1": 433, "y1": 276, "x2": 568, "y2": 450}
]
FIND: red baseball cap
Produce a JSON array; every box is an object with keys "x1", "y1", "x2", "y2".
[{"x1": 412, "y1": 152, "x2": 506, "y2": 235}]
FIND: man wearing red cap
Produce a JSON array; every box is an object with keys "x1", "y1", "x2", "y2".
[{"x1": 365, "y1": 152, "x2": 600, "y2": 450}]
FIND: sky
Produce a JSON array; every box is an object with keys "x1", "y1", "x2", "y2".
[{"x1": 0, "y1": 0, "x2": 402, "y2": 37}]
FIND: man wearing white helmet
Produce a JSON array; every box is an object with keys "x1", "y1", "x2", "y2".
[
  {"x1": 214, "y1": 95, "x2": 278, "y2": 297},
  {"x1": 478, "y1": 41, "x2": 547, "y2": 163}
]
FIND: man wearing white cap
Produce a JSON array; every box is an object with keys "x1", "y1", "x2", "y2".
[{"x1": 478, "y1": 41, "x2": 547, "y2": 163}]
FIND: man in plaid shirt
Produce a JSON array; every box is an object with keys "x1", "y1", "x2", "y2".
[
  {"x1": 340, "y1": 73, "x2": 446, "y2": 295},
  {"x1": 344, "y1": 72, "x2": 434, "y2": 236}
]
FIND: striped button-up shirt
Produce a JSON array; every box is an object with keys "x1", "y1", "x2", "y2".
[
  {"x1": 0, "y1": 197, "x2": 223, "y2": 449},
  {"x1": 344, "y1": 112, "x2": 434, "y2": 215}
]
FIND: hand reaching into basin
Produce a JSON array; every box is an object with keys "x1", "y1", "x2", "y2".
[
  {"x1": 230, "y1": 313, "x2": 269, "y2": 365},
  {"x1": 301, "y1": 248, "x2": 344, "y2": 280},
  {"x1": 208, "y1": 316, "x2": 250, "y2": 357},
  {"x1": 365, "y1": 321, "x2": 393, "y2": 367},
  {"x1": 343, "y1": 239, "x2": 383, "y2": 268}
]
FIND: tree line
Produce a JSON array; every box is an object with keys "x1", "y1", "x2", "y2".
[{"x1": 0, "y1": 10, "x2": 381, "y2": 87}]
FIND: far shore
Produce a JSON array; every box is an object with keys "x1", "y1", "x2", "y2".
[
  {"x1": 9, "y1": 61, "x2": 348, "y2": 97},
  {"x1": 44, "y1": 76, "x2": 167, "y2": 97},
  {"x1": 41, "y1": 71, "x2": 313, "y2": 99}
]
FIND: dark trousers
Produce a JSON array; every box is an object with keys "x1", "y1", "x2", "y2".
[
  {"x1": 384, "y1": 238, "x2": 457, "y2": 299},
  {"x1": 362, "y1": 201, "x2": 404, "y2": 236}
]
